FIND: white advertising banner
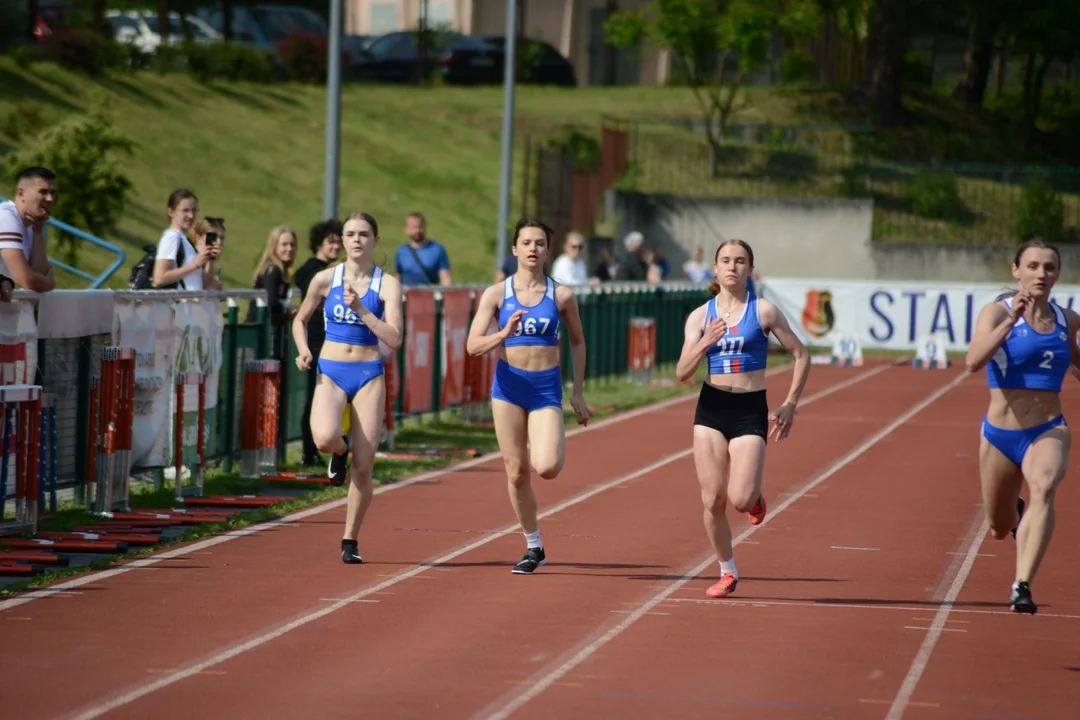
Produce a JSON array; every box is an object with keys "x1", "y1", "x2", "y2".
[
  {"x1": 113, "y1": 298, "x2": 177, "y2": 467},
  {"x1": 759, "y1": 278, "x2": 1080, "y2": 352},
  {"x1": 0, "y1": 300, "x2": 38, "y2": 384}
]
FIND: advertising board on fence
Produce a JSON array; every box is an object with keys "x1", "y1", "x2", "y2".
[
  {"x1": 440, "y1": 289, "x2": 471, "y2": 408},
  {"x1": 403, "y1": 290, "x2": 436, "y2": 414},
  {"x1": 113, "y1": 298, "x2": 224, "y2": 468},
  {"x1": 760, "y1": 278, "x2": 1080, "y2": 352},
  {"x1": 0, "y1": 300, "x2": 37, "y2": 384}
]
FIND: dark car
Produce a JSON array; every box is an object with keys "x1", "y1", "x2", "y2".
[
  {"x1": 345, "y1": 30, "x2": 501, "y2": 85},
  {"x1": 479, "y1": 36, "x2": 576, "y2": 87}
]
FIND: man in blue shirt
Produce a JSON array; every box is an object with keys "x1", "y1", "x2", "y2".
[{"x1": 395, "y1": 212, "x2": 452, "y2": 286}]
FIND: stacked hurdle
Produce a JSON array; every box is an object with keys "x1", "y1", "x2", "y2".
[
  {"x1": 0, "y1": 385, "x2": 43, "y2": 538},
  {"x1": 172, "y1": 371, "x2": 206, "y2": 501},
  {"x1": 91, "y1": 347, "x2": 137, "y2": 515},
  {"x1": 37, "y1": 393, "x2": 57, "y2": 513},
  {"x1": 627, "y1": 317, "x2": 657, "y2": 384},
  {"x1": 240, "y1": 359, "x2": 281, "y2": 479}
]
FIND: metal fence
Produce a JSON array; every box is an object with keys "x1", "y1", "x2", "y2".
[{"x1": 22, "y1": 281, "x2": 712, "y2": 500}]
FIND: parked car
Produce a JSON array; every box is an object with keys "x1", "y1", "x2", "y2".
[
  {"x1": 195, "y1": 4, "x2": 325, "y2": 51},
  {"x1": 479, "y1": 36, "x2": 576, "y2": 86},
  {"x1": 345, "y1": 30, "x2": 501, "y2": 85},
  {"x1": 106, "y1": 10, "x2": 221, "y2": 54}
]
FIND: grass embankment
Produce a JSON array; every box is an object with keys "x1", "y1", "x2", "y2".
[{"x1": 4, "y1": 59, "x2": 1074, "y2": 291}]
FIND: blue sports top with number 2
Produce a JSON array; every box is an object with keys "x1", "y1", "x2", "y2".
[
  {"x1": 499, "y1": 276, "x2": 561, "y2": 348},
  {"x1": 704, "y1": 292, "x2": 769, "y2": 374},
  {"x1": 323, "y1": 263, "x2": 384, "y2": 347},
  {"x1": 985, "y1": 297, "x2": 1071, "y2": 393}
]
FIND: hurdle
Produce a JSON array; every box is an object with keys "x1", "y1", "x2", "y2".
[
  {"x1": 240, "y1": 359, "x2": 280, "y2": 479},
  {"x1": 173, "y1": 371, "x2": 206, "y2": 501},
  {"x1": 93, "y1": 347, "x2": 136, "y2": 515},
  {"x1": 627, "y1": 317, "x2": 657, "y2": 384},
  {"x1": 0, "y1": 384, "x2": 43, "y2": 537}
]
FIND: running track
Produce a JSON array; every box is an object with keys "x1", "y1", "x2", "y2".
[{"x1": 2, "y1": 362, "x2": 1078, "y2": 720}]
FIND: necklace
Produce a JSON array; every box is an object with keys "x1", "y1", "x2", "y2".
[{"x1": 715, "y1": 297, "x2": 743, "y2": 319}]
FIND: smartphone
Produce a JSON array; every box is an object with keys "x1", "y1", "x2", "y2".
[{"x1": 206, "y1": 231, "x2": 219, "y2": 244}]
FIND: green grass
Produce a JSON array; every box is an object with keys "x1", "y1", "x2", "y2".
[{"x1": 0, "y1": 58, "x2": 727, "y2": 289}]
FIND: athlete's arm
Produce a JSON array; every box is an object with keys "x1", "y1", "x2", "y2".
[
  {"x1": 965, "y1": 301, "x2": 1017, "y2": 373},
  {"x1": 292, "y1": 269, "x2": 331, "y2": 368},
  {"x1": 1067, "y1": 309, "x2": 1080, "y2": 383},
  {"x1": 557, "y1": 286, "x2": 587, "y2": 398},
  {"x1": 760, "y1": 299, "x2": 810, "y2": 407},
  {"x1": 467, "y1": 284, "x2": 517, "y2": 356},
  {"x1": 358, "y1": 273, "x2": 403, "y2": 351},
  {"x1": 675, "y1": 304, "x2": 711, "y2": 383}
]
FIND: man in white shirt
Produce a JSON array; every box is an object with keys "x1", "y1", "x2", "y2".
[
  {"x1": 0, "y1": 166, "x2": 57, "y2": 298},
  {"x1": 550, "y1": 231, "x2": 590, "y2": 286}
]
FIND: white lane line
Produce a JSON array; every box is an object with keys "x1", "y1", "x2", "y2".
[
  {"x1": 831, "y1": 546, "x2": 881, "y2": 551},
  {"x1": 1, "y1": 367, "x2": 784, "y2": 614},
  {"x1": 476, "y1": 369, "x2": 968, "y2": 720},
  {"x1": 884, "y1": 515, "x2": 990, "y2": 720},
  {"x1": 661, "y1": 596, "x2": 1080, "y2": 620},
  {"x1": 57, "y1": 363, "x2": 880, "y2": 719}
]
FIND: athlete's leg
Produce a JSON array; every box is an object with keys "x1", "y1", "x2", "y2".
[
  {"x1": 1016, "y1": 425, "x2": 1070, "y2": 585},
  {"x1": 341, "y1": 375, "x2": 385, "y2": 548},
  {"x1": 694, "y1": 424, "x2": 739, "y2": 598},
  {"x1": 310, "y1": 373, "x2": 348, "y2": 456},
  {"x1": 493, "y1": 399, "x2": 534, "y2": 532},
  {"x1": 527, "y1": 406, "x2": 565, "y2": 480},
  {"x1": 978, "y1": 436, "x2": 1024, "y2": 541},
  {"x1": 726, "y1": 436, "x2": 767, "y2": 514}
]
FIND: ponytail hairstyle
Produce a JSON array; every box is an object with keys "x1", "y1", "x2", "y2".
[
  {"x1": 707, "y1": 239, "x2": 755, "y2": 297},
  {"x1": 995, "y1": 237, "x2": 1062, "y2": 301}
]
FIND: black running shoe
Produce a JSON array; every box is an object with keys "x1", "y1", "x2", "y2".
[
  {"x1": 328, "y1": 434, "x2": 350, "y2": 487},
  {"x1": 1011, "y1": 496, "x2": 1025, "y2": 539},
  {"x1": 512, "y1": 547, "x2": 546, "y2": 574},
  {"x1": 341, "y1": 541, "x2": 363, "y2": 565},
  {"x1": 1010, "y1": 581, "x2": 1037, "y2": 614}
]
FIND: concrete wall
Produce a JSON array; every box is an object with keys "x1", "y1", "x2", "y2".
[
  {"x1": 609, "y1": 190, "x2": 1080, "y2": 284},
  {"x1": 611, "y1": 191, "x2": 877, "y2": 280}
]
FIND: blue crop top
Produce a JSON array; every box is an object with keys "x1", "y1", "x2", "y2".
[
  {"x1": 499, "y1": 276, "x2": 560, "y2": 348},
  {"x1": 323, "y1": 264, "x2": 384, "y2": 347},
  {"x1": 986, "y1": 299, "x2": 1072, "y2": 393},
  {"x1": 704, "y1": 292, "x2": 770, "y2": 375}
]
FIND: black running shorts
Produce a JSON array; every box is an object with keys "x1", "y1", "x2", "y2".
[{"x1": 693, "y1": 383, "x2": 769, "y2": 442}]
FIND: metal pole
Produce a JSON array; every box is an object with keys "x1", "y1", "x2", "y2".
[
  {"x1": 494, "y1": 0, "x2": 519, "y2": 276},
  {"x1": 323, "y1": 0, "x2": 344, "y2": 220}
]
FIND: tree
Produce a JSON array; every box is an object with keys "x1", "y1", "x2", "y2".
[
  {"x1": 605, "y1": 0, "x2": 821, "y2": 176},
  {"x1": 4, "y1": 92, "x2": 135, "y2": 266}
]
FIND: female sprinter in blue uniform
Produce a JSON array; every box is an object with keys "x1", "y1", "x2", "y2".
[
  {"x1": 467, "y1": 218, "x2": 590, "y2": 574},
  {"x1": 675, "y1": 239, "x2": 810, "y2": 599},
  {"x1": 292, "y1": 211, "x2": 403, "y2": 564},
  {"x1": 965, "y1": 240, "x2": 1080, "y2": 614}
]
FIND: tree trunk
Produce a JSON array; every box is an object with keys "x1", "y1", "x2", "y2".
[
  {"x1": 952, "y1": 18, "x2": 996, "y2": 106},
  {"x1": 158, "y1": 0, "x2": 169, "y2": 48},
  {"x1": 26, "y1": 0, "x2": 38, "y2": 43},
  {"x1": 866, "y1": 0, "x2": 913, "y2": 126}
]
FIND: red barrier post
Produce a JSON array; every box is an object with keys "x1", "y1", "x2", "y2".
[
  {"x1": 627, "y1": 318, "x2": 657, "y2": 385},
  {"x1": 240, "y1": 360, "x2": 280, "y2": 478},
  {"x1": 403, "y1": 290, "x2": 436, "y2": 415},
  {"x1": 0, "y1": 384, "x2": 42, "y2": 537}
]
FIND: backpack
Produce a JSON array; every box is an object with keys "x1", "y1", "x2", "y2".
[{"x1": 129, "y1": 241, "x2": 185, "y2": 290}]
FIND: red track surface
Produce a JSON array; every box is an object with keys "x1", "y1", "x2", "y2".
[{"x1": 2, "y1": 364, "x2": 1078, "y2": 720}]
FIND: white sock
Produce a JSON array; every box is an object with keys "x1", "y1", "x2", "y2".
[
  {"x1": 719, "y1": 558, "x2": 738, "y2": 579},
  {"x1": 524, "y1": 530, "x2": 542, "y2": 549}
]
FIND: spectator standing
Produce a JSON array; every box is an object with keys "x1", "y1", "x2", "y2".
[
  {"x1": 395, "y1": 212, "x2": 451, "y2": 286},
  {"x1": 246, "y1": 225, "x2": 298, "y2": 330},
  {"x1": 152, "y1": 189, "x2": 219, "y2": 290},
  {"x1": 684, "y1": 246, "x2": 711, "y2": 285},
  {"x1": 550, "y1": 231, "x2": 590, "y2": 286},
  {"x1": 293, "y1": 218, "x2": 343, "y2": 466},
  {"x1": 0, "y1": 165, "x2": 57, "y2": 296},
  {"x1": 616, "y1": 231, "x2": 660, "y2": 282}
]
